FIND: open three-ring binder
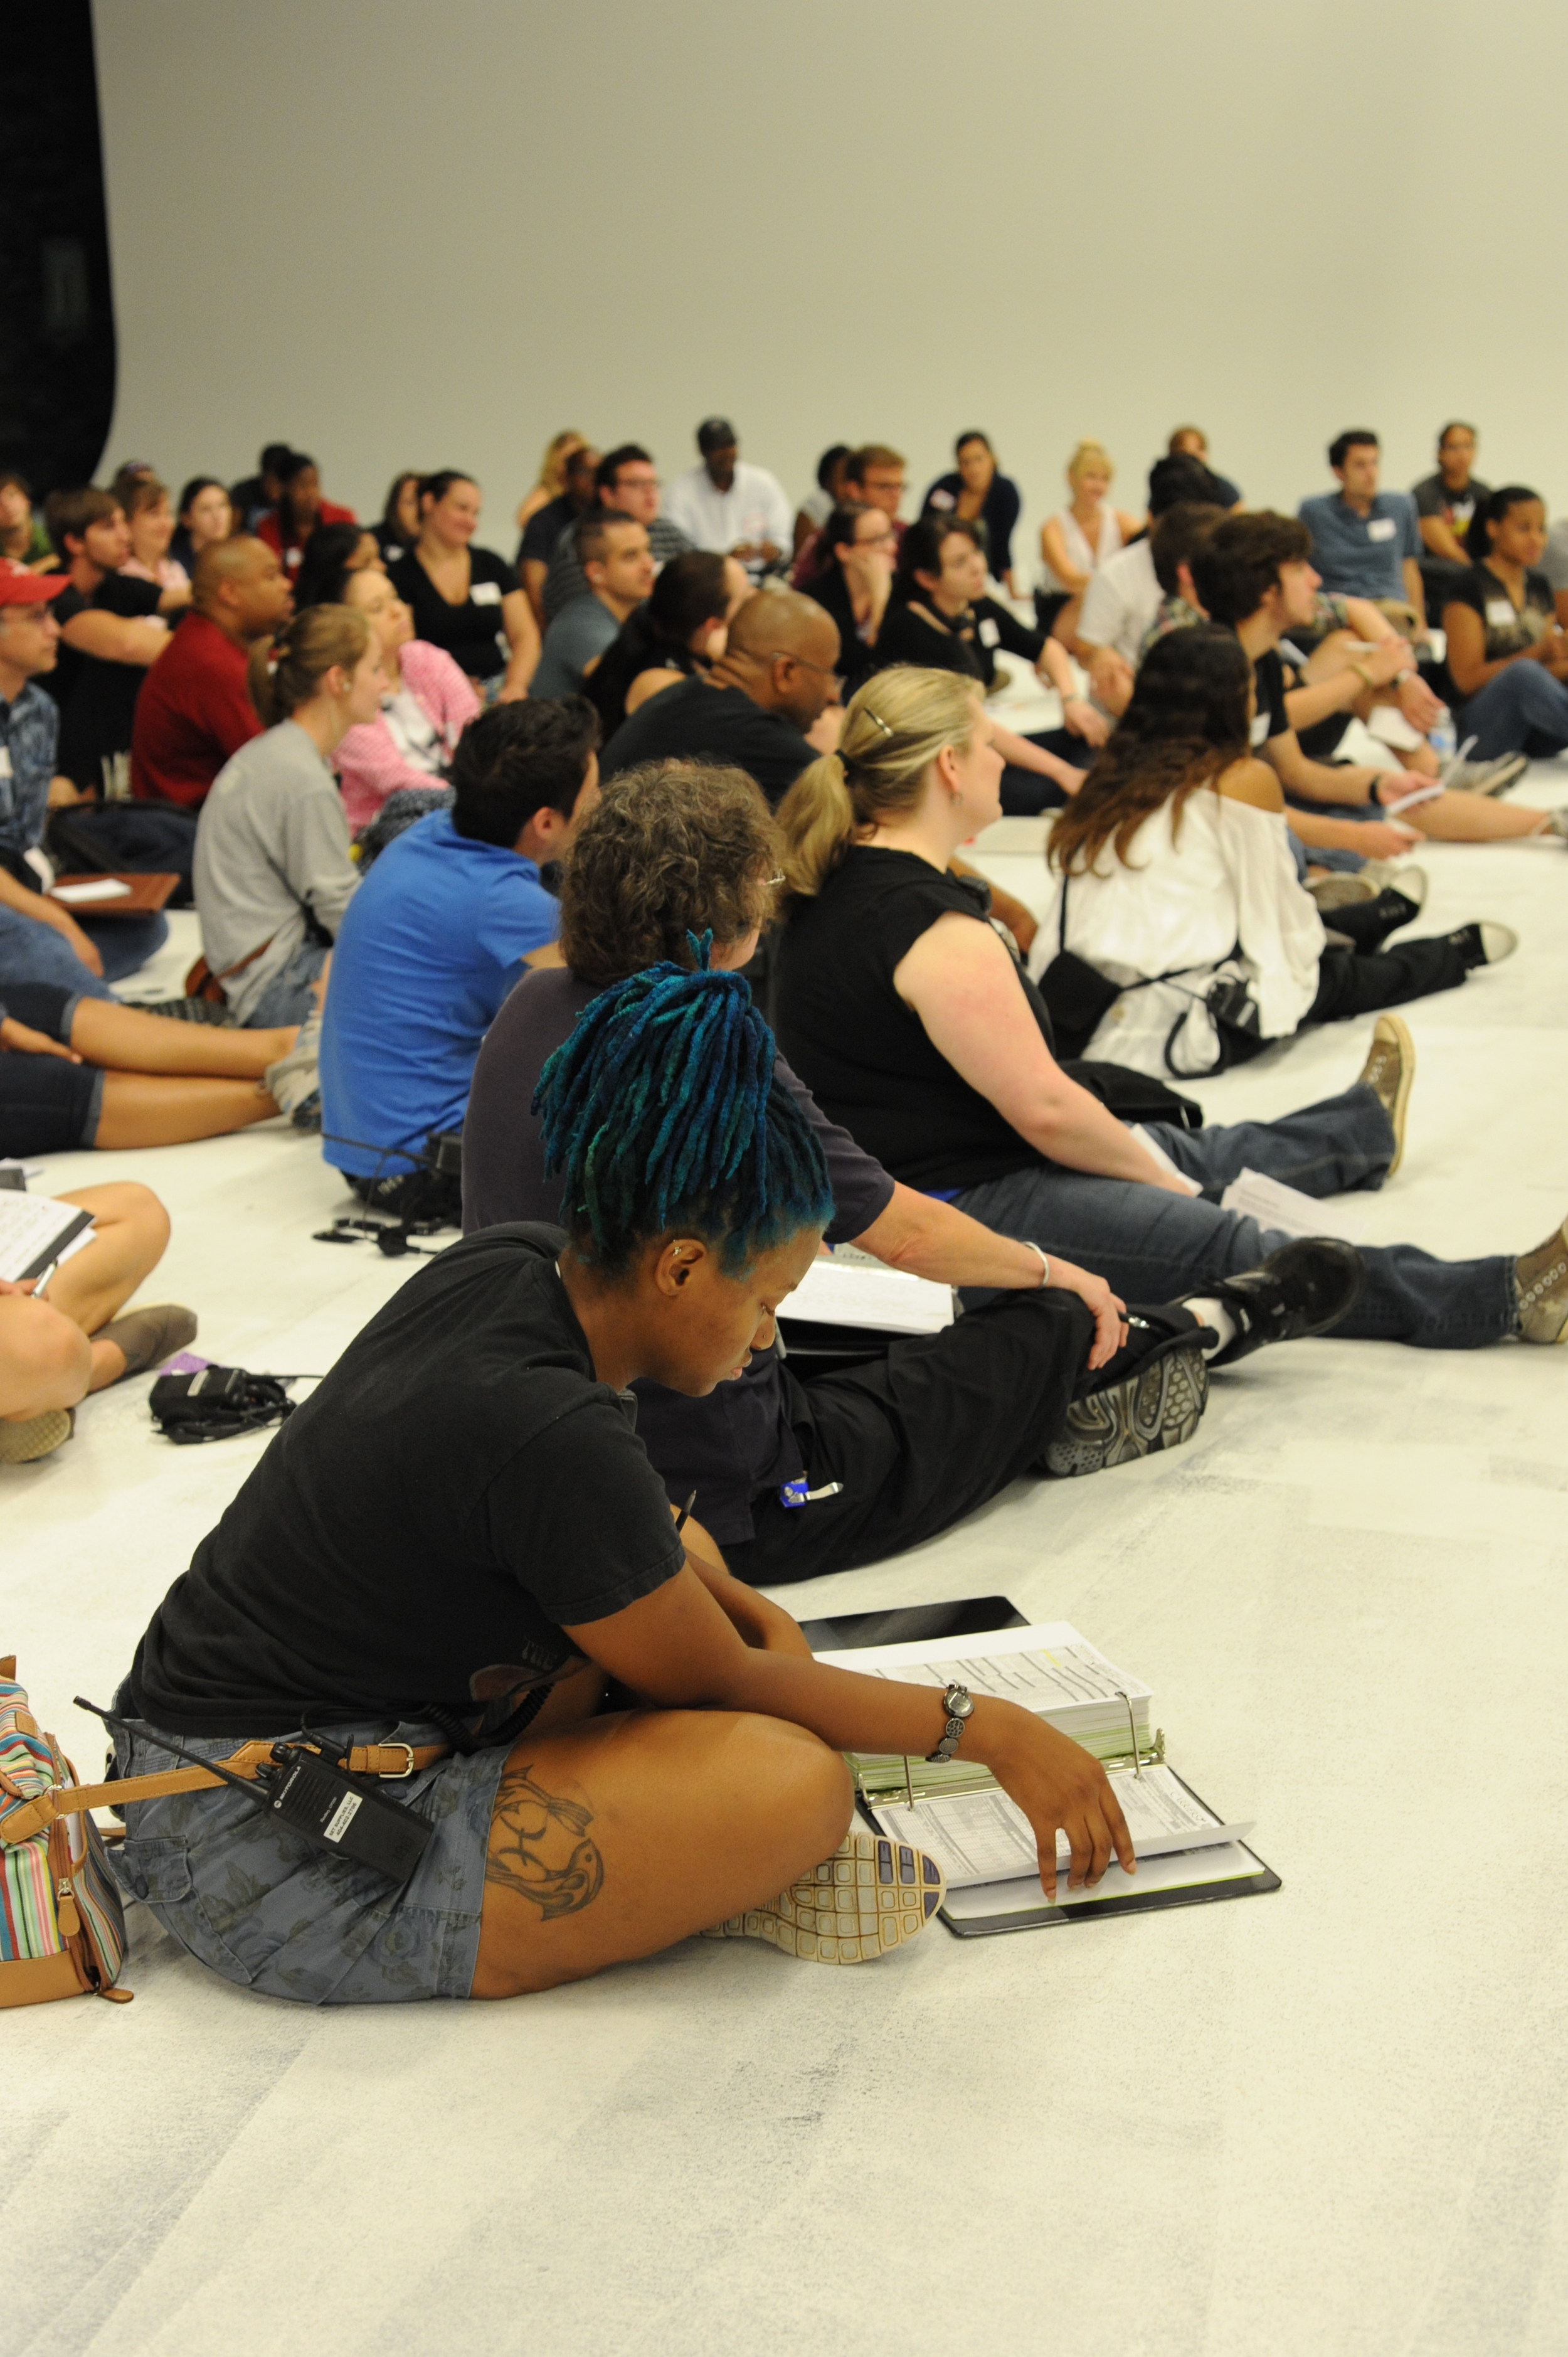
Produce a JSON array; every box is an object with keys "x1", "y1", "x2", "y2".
[{"x1": 801, "y1": 1597, "x2": 1280, "y2": 1939}]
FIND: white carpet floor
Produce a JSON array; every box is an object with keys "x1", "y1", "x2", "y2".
[{"x1": 7, "y1": 775, "x2": 1568, "y2": 2357}]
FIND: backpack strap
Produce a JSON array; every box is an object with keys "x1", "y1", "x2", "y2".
[{"x1": 0, "y1": 1738, "x2": 450, "y2": 1846}]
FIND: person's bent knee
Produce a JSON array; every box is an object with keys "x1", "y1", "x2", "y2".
[{"x1": 0, "y1": 1299, "x2": 93, "y2": 1418}]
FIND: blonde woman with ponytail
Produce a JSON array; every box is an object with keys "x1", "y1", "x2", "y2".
[
  {"x1": 773, "y1": 668, "x2": 1373, "y2": 1388},
  {"x1": 194, "y1": 605, "x2": 382, "y2": 1024}
]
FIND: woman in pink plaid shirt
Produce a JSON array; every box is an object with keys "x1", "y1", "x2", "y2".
[{"x1": 334, "y1": 569, "x2": 479, "y2": 833}]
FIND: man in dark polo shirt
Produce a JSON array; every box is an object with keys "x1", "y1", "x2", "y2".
[
  {"x1": 130, "y1": 537, "x2": 293, "y2": 807},
  {"x1": 600, "y1": 589, "x2": 839, "y2": 805}
]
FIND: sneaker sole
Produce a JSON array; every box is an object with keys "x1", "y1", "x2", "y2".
[
  {"x1": 1475, "y1": 756, "x2": 1529, "y2": 797},
  {"x1": 1044, "y1": 1344, "x2": 1209, "y2": 1477},
  {"x1": 702, "y1": 1829, "x2": 945, "y2": 1962},
  {"x1": 0, "y1": 1408, "x2": 73, "y2": 1465},
  {"x1": 1369, "y1": 1014, "x2": 1415, "y2": 1177}
]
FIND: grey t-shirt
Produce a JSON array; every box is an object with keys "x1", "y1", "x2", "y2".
[
  {"x1": 193, "y1": 720, "x2": 358, "y2": 1023},
  {"x1": 531, "y1": 593, "x2": 622, "y2": 701}
]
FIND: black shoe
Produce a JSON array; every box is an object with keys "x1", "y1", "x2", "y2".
[
  {"x1": 1044, "y1": 1307, "x2": 1211, "y2": 1477},
  {"x1": 1205, "y1": 1239, "x2": 1365, "y2": 1368},
  {"x1": 1446, "y1": 921, "x2": 1518, "y2": 971}
]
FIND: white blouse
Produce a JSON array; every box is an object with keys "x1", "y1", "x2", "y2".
[{"x1": 1029, "y1": 787, "x2": 1326, "y2": 1077}]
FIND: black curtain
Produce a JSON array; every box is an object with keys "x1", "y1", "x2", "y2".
[{"x1": 0, "y1": 1, "x2": 116, "y2": 497}]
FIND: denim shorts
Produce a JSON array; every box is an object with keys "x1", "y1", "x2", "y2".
[
  {"x1": 110, "y1": 1714, "x2": 511, "y2": 2005},
  {"x1": 244, "y1": 939, "x2": 330, "y2": 1029}
]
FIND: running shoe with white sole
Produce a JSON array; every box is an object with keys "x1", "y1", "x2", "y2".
[
  {"x1": 702, "y1": 1829, "x2": 946, "y2": 1962},
  {"x1": 1448, "y1": 752, "x2": 1529, "y2": 797},
  {"x1": 0, "y1": 1408, "x2": 74, "y2": 1465}
]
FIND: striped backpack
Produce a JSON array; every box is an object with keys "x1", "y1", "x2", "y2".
[{"x1": 0, "y1": 1659, "x2": 130, "y2": 2007}]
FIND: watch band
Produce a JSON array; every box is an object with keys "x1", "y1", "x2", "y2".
[{"x1": 925, "y1": 1683, "x2": 975, "y2": 1764}]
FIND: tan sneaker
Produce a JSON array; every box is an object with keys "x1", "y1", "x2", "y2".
[
  {"x1": 1516, "y1": 1218, "x2": 1568, "y2": 1344},
  {"x1": 0, "y1": 1408, "x2": 74, "y2": 1466},
  {"x1": 702, "y1": 1828, "x2": 945, "y2": 1963},
  {"x1": 1357, "y1": 1014, "x2": 1416, "y2": 1176}
]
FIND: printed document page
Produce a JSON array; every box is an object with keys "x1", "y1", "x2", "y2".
[
  {"x1": 941, "y1": 1839, "x2": 1267, "y2": 1923},
  {"x1": 816, "y1": 1622, "x2": 1150, "y2": 1707},
  {"x1": 787, "y1": 1255, "x2": 954, "y2": 1334},
  {"x1": 869, "y1": 1765, "x2": 1248, "y2": 1890},
  {"x1": 0, "y1": 1194, "x2": 95, "y2": 1284}
]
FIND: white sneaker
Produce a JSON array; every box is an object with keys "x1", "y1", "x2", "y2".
[
  {"x1": 263, "y1": 1007, "x2": 322, "y2": 1127},
  {"x1": 702, "y1": 1828, "x2": 945, "y2": 1962},
  {"x1": 1449, "y1": 752, "x2": 1528, "y2": 797}
]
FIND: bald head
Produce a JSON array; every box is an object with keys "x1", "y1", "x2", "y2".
[
  {"x1": 721, "y1": 590, "x2": 840, "y2": 730},
  {"x1": 193, "y1": 533, "x2": 294, "y2": 644}
]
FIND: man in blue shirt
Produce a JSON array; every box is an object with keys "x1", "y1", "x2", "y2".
[
  {"x1": 1298, "y1": 431, "x2": 1426, "y2": 625},
  {"x1": 319, "y1": 698, "x2": 600, "y2": 1216}
]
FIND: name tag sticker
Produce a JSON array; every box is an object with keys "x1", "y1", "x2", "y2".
[
  {"x1": 978, "y1": 617, "x2": 1000, "y2": 647},
  {"x1": 930, "y1": 488, "x2": 955, "y2": 511},
  {"x1": 1485, "y1": 599, "x2": 1515, "y2": 627},
  {"x1": 470, "y1": 580, "x2": 502, "y2": 606},
  {"x1": 1250, "y1": 712, "x2": 1271, "y2": 745},
  {"x1": 1367, "y1": 518, "x2": 1397, "y2": 543}
]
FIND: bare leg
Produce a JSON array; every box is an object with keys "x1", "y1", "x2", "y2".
[
  {"x1": 68, "y1": 1000, "x2": 296, "y2": 1077},
  {"x1": 1405, "y1": 790, "x2": 1551, "y2": 842},
  {"x1": 0, "y1": 1295, "x2": 92, "y2": 1418},
  {"x1": 92, "y1": 1073, "x2": 282, "y2": 1149},
  {"x1": 470, "y1": 1706, "x2": 853, "y2": 1999},
  {"x1": 46, "y1": 1182, "x2": 172, "y2": 1387}
]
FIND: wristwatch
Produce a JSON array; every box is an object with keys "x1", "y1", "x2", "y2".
[{"x1": 926, "y1": 1683, "x2": 975, "y2": 1763}]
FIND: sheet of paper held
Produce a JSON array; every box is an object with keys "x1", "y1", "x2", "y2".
[
  {"x1": 0, "y1": 1193, "x2": 96, "y2": 1284},
  {"x1": 787, "y1": 1253, "x2": 954, "y2": 1335},
  {"x1": 868, "y1": 1765, "x2": 1251, "y2": 1890},
  {"x1": 1217, "y1": 1168, "x2": 1369, "y2": 1244},
  {"x1": 815, "y1": 1622, "x2": 1150, "y2": 1710},
  {"x1": 941, "y1": 1840, "x2": 1266, "y2": 1922}
]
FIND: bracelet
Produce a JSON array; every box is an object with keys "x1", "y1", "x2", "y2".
[
  {"x1": 1350, "y1": 662, "x2": 1375, "y2": 689},
  {"x1": 1025, "y1": 1240, "x2": 1051, "y2": 1287}
]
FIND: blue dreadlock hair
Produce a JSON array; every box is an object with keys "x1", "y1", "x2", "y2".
[{"x1": 533, "y1": 940, "x2": 833, "y2": 1277}]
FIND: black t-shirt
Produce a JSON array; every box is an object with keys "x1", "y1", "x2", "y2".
[
  {"x1": 516, "y1": 492, "x2": 577, "y2": 573},
  {"x1": 918, "y1": 472, "x2": 1023, "y2": 576},
  {"x1": 462, "y1": 966, "x2": 895, "y2": 1543},
  {"x1": 388, "y1": 546, "x2": 516, "y2": 683},
  {"x1": 581, "y1": 608, "x2": 701, "y2": 740},
  {"x1": 776, "y1": 846, "x2": 1054, "y2": 1193},
  {"x1": 1251, "y1": 647, "x2": 1290, "y2": 747},
  {"x1": 46, "y1": 574, "x2": 164, "y2": 790},
  {"x1": 1412, "y1": 472, "x2": 1491, "y2": 540},
  {"x1": 128, "y1": 1225, "x2": 686, "y2": 1736},
  {"x1": 802, "y1": 566, "x2": 880, "y2": 697},
  {"x1": 600, "y1": 677, "x2": 817, "y2": 807},
  {"x1": 872, "y1": 594, "x2": 1042, "y2": 691},
  {"x1": 1443, "y1": 561, "x2": 1555, "y2": 662}
]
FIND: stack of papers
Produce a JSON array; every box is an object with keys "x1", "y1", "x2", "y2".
[
  {"x1": 0, "y1": 1193, "x2": 95, "y2": 1284},
  {"x1": 785, "y1": 1252, "x2": 955, "y2": 1335},
  {"x1": 872, "y1": 1763, "x2": 1251, "y2": 1889}
]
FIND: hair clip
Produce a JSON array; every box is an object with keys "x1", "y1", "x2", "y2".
[
  {"x1": 863, "y1": 710, "x2": 895, "y2": 739},
  {"x1": 266, "y1": 656, "x2": 280, "y2": 674}
]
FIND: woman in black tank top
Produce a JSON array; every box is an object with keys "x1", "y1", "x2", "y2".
[{"x1": 770, "y1": 669, "x2": 1520, "y2": 1356}]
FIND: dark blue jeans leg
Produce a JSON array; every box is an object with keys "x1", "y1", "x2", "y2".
[
  {"x1": 955, "y1": 1162, "x2": 1516, "y2": 1349},
  {"x1": 1146, "y1": 1085, "x2": 1396, "y2": 1201},
  {"x1": 79, "y1": 911, "x2": 169, "y2": 981},
  {"x1": 1458, "y1": 664, "x2": 1568, "y2": 760}
]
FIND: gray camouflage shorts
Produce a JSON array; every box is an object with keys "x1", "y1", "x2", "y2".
[{"x1": 110, "y1": 1713, "x2": 510, "y2": 2005}]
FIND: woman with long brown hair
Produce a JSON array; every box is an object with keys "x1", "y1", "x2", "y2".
[
  {"x1": 771, "y1": 665, "x2": 1568, "y2": 1353},
  {"x1": 1039, "y1": 625, "x2": 1515, "y2": 1078}
]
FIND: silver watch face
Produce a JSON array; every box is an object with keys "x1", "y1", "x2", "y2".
[{"x1": 946, "y1": 1688, "x2": 975, "y2": 1720}]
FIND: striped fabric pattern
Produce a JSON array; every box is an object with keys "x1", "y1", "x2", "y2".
[{"x1": 0, "y1": 1681, "x2": 63, "y2": 1961}]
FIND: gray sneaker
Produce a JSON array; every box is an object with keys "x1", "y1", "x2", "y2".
[
  {"x1": 264, "y1": 1007, "x2": 322, "y2": 1122},
  {"x1": 1448, "y1": 752, "x2": 1529, "y2": 797}
]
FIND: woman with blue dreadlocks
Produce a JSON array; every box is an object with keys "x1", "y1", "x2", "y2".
[{"x1": 107, "y1": 947, "x2": 1140, "y2": 2001}]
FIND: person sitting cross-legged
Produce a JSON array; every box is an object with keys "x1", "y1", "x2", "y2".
[
  {"x1": 0, "y1": 1180, "x2": 195, "y2": 1466},
  {"x1": 108, "y1": 954, "x2": 1175, "y2": 2009},
  {"x1": 465, "y1": 757, "x2": 1219, "y2": 1587},
  {"x1": 319, "y1": 697, "x2": 601, "y2": 1222},
  {"x1": 1441, "y1": 486, "x2": 1568, "y2": 776}
]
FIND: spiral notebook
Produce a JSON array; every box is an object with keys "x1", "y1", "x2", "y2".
[{"x1": 810, "y1": 1600, "x2": 1279, "y2": 1937}]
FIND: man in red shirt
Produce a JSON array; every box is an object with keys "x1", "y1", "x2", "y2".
[{"x1": 130, "y1": 538, "x2": 293, "y2": 807}]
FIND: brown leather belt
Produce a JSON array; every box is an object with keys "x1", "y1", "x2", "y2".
[{"x1": 0, "y1": 1738, "x2": 451, "y2": 1846}]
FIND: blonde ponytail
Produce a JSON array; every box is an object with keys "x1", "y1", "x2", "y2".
[
  {"x1": 776, "y1": 668, "x2": 983, "y2": 898},
  {"x1": 247, "y1": 602, "x2": 371, "y2": 727}
]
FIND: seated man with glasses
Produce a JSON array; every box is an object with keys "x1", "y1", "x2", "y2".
[{"x1": 599, "y1": 588, "x2": 841, "y2": 806}]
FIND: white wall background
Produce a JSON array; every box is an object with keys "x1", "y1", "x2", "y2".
[{"x1": 93, "y1": 0, "x2": 1568, "y2": 567}]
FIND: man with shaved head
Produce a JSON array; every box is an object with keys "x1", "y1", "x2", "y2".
[
  {"x1": 600, "y1": 588, "x2": 840, "y2": 805},
  {"x1": 130, "y1": 536, "x2": 293, "y2": 807}
]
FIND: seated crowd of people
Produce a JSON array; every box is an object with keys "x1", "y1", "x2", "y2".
[{"x1": 4, "y1": 408, "x2": 1567, "y2": 2003}]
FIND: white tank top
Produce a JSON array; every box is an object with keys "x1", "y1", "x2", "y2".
[{"x1": 1045, "y1": 503, "x2": 1123, "y2": 591}]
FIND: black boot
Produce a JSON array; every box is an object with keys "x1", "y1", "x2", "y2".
[{"x1": 1203, "y1": 1238, "x2": 1365, "y2": 1368}]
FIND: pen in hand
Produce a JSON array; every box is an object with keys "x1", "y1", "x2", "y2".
[{"x1": 28, "y1": 1257, "x2": 60, "y2": 1300}]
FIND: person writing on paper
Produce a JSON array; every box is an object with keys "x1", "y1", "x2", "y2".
[
  {"x1": 1193, "y1": 513, "x2": 1558, "y2": 853},
  {"x1": 111, "y1": 957, "x2": 1143, "y2": 2009},
  {"x1": 0, "y1": 1182, "x2": 196, "y2": 1466},
  {"x1": 773, "y1": 665, "x2": 1567, "y2": 1352},
  {"x1": 464, "y1": 758, "x2": 1208, "y2": 1587},
  {"x1": 1441, "y1": 488, "x2": 1568, "y2": 770}
]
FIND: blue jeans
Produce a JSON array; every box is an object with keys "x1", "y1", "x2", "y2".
[
  {"x1": 1457, "y1": 664, "x2": 1568, "y2": 760},
  {"x1": 956, "y1": 1084, "x2": 1516, "y2": 1350},
  {"x1": 246, "y1": 939, "x2": 329, "y2": 1027},
  {"x1": 0, "y1": 904, "x2": 117, "y2": 998},
  {"x1": 80, "y1": 912, "x2": 169, "y2": 981}
]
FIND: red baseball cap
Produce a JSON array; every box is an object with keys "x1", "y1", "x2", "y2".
[{"x1": 0, "y1": 565, "x2": 70, "y2": 604}]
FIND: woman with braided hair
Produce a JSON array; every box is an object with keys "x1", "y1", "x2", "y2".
[{"x1": 113, "y1": 954, "x2": 1147, "y2": 2002}]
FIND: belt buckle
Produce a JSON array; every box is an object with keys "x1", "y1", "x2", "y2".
[{"x1": 376, "y1": 1742, "x2": 415, "y2": 1779}]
